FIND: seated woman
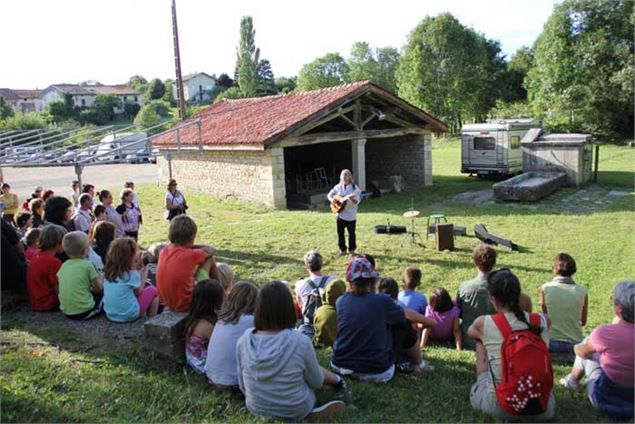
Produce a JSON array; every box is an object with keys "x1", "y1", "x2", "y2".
[
  {"x1": 560, "y1": 281, "x2": 634, "y2": 419},
  {"x1": 467, "y1": 269, "x2": 555, "y2": 421},
  {"x1": 236, "y1": 281, "x2": 345, "y2": 421},
  {"x1": 422, "y1": 287, "x2": 462, "y2": 351}
]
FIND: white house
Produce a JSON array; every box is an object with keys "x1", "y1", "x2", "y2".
[
  {"x1": 40, "y1": 84, "x2": 143, "y2": 111},
  {"x1": 173, "y1": 72, "x2": 217, "y2": 104},
  {"x1": 0, "y1": 88, "x2": 44, "y2": 113}
]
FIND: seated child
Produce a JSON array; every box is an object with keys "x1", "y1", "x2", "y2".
[
  {"x1": 93, "y1": 204, "x2": 106, "y2": 221},
  {"x1": 142, "y1": 242, "x2": 167, "y2": 286},
  {"x1": 467, "y1": 269, "x2": 555, "y2": 421},
  {"x1": 216, "y1": 262, "x2": 234, "y2": 293},
  {"x1": 26, "y1": 224, "x2": 67, "y2": 311},
  {"x1": 295, "y1": 251, "x2": 336, "y2": 337},
  {"x1": 91, "y1": 221, "x2": 115, "y2": 264},
  {"x1": 540, "y1": 253, "x2": 588, "y2": 353},
  {"x1": 29, "y1": 198, "x2": 44, "y2": 228},
  {"x1": 313, "y1": 279, "x2": 346, "y2": 348},
  {"x1": 422, "y1": 287, "x2": 462, "y2": 351},
  {"x1": 15, "y1": 212, "x2": 32, "y2": 239},
  {"x1": 103, "y1": 237, "x2": 160, "y2": 323},
  {"x1": 398, "y1": 267, "x2": 428, "y2": 314},
  {"x1": 560, "y1": 281, "x2": 633, "y2": 419},
  {"x1": 57, "y1": 231, "x2": 104, "y2": 320},
  {"x1": 184, "y1": 279, "x2": 225, "y2": 374},
  {"x1": 332, "y1": 257, "x2": 411, "y2": 383},
  {"x1": 236, "y1": 281, "x2": 346, "y2": 421},
  {"x1": 157, "y1": 215, "x2": 220, "y2": 312},
  {"x1": 206, "y1": 281, "x2": 259, "y2": 387},
  {"x1": 378, "y1": 277, "x2": 436, "y2": 372},
  {"x1": 24, "y1": 227, "x2": 42, "y2": 263}
]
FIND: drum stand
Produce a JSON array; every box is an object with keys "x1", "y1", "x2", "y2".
[{"x1": 401, "y1": 199, "x2": 425, "y2": 248}]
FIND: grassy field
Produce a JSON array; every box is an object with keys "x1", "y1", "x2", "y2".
[{"x1": 2, "y1": 139, "x2": 634, "y2": 422}]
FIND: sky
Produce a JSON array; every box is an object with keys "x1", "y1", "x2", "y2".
[{"x1": 0, "y1": 0, "x2": 559, "y2": 89}]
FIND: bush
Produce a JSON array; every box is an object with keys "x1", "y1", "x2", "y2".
[
  {"x1": 77, "y1": 108, "x2": 109, "y2": 126},
  {"x1": 214, "y1": 86, "x2": 243, "y2": 102},
  {"x1": 123, "y1": 103, "x2": 141, "y2": 120},
  {"x1": 0, "y1": 112, "x2": 47, "y2": 130},
  {"x1": 134, "y1": 100, "x2": 174, "y2": 131}
]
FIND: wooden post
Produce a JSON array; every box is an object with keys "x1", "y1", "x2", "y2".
[
  {"x1": 166, "y1": 152, "x2": 173, "y2": 180},
  {"x1": 74, "y1": 163, "x2": 83, "y2": 190},
  {"x1": 351, "y1": 138, "x2": 367, "y2": 191},
  {"x1": 197, "y1": 121, "x2": 202, "y2": 150},
  {"x1": 593, "y1": 144, "x2": 599, "y2": 183}
]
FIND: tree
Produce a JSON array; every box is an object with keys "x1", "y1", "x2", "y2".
[
  {"x1": 348, "y1": 42, "x2": 378, "y2": 83},
  {"x1": 162, "y1": 80, "x2": 177, "y2": 106},
  {"x1": 526, "y1": 0, "x2": 634, "y2": 139},
  {"x1": 46, "y1": 93, "x2": 77, "y2": 123},
  {"x1": 397, "y1": 13, "x2": 502, "y2": 132},
  {"x1": 235, "y1": 16, "x2": 260, "y2": 97},
  {"x1": 257, "y1": 59, "x2": 277, "y2": 95},
  {"x1": 93, "y1": 94, "x2": 122, "y2": 122},
  {"x1": 214, "y1": 86, "x2": 244, "y2": 102},
  {"x1": 128, "y1": 75, "x2": 148, "y2": 91},
  {"x1": 146, "y1": 78, "x2": 166, "y2": 101},
  {"x1": 0, "y1": 97, "x2": 14, "y2": 120},
  {"x1": 275, "y1": 76, "x2": 297, "y2": 94},
  {"x1": 498, "y1": 47, "x2": 533, "y2": 103},
  {"x1": 296, "y1": 53, "x2": 350, "y2": 91},
  {"x1": 217, "y1": 73, "x2": 234, "y2": 89},
  {"x1": 0, "y1": 112, "x2": 47, "y2": 130},
  {"x1": 374, "y1": 47, "x2": 400, "y2": 93},
  {"x1": 134, "y1": 100, "x2": 173, "y2": 130}
]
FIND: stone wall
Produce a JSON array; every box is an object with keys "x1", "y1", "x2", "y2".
[
  {"x1": 365, "y1": 133, "x2": 432, "y2": 189},
  {"x1": 157, "y1": 148, "x2": 286, "y2": 208}
]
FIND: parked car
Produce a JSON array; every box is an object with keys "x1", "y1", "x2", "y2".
[
  {"x1": 150, "y1": 148, "x2": 159, "y2": 164},
  {"x1": 126, "y1": 148, "x2": 152, "y2": 164},
  {"x1": 77, "y1": 148, "x2": 96, "y2": 163},
  {"x1": 96, "y1": 132, "x2": 148, "y2": 162},
  {"x1": 56, "y1": 151, "x2": 76, "y2": 164}
]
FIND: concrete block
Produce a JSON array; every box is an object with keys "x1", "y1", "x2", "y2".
[{"x1": 144, "y1": 311, "x2": 187, "y2": 340}]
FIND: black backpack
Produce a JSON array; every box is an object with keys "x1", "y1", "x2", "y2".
[{"x1": 302, "y1": 276, "x2": 329, "y2": 325}]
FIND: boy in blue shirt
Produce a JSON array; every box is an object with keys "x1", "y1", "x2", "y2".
[{"x1": 398, "y1": 267, "x2": 427, "y2": 313}]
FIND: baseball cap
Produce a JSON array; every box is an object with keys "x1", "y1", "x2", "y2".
[
  {"x1": 34, "y1": 186, "x2": 43, "y2": 192},
  {"x1": 346, "y1": 257, "x2": 379, "y2": 282}
]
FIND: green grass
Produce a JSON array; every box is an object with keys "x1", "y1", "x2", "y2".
[{"x1": 2, "y1": 139, "x2": 634, "y2": 422}]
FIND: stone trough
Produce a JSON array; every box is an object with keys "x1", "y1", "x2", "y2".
[{"x1": 493, "y1": 172, "x2": 568, "y2": 202}]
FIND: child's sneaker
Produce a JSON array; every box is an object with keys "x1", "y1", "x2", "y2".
[
  {"x1": 417, "y1": 359, "x2": 435, "y2": 372},
  {"x1": 559, "y1": 374, "x2": 582, "y2": 390},
  {"x1": 307, "y1": 400, "x2": 346, "y2": 421}
]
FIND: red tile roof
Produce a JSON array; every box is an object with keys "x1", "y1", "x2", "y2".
[
  {"x1": 153, "y1": 81, "x2": 447, "y2": 149},
  {"x1": 12, "y1": 89, "x2": 42, "y2": 99}
]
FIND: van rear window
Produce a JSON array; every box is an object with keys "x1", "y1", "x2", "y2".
[{"x1": 473, "y1": 137, "x2": 495, "y2": 150}]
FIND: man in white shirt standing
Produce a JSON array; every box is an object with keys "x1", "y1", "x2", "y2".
[
  {"x1": 73, "y1": 193, "x2": 94, "y2": 233},
  {"x1": 327, "y1": 169, "x2": 362, "y2": 256}
]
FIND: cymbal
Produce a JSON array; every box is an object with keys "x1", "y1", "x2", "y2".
[{"x1": 403, "y1": 210, "x2": 420, "y2": 219}]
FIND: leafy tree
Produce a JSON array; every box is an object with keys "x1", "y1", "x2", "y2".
[
  {"x1": 46, "y1": 93, "x2": 77, "y2": 123},
  {"x1": 236, "y1": 16, "x2": 260, "y2": 97},
  {"x1": 348, "y1": 42, "x2": 378, "y2": 82},
  {"x1": 296, "y1": 53, "x2": 350, "y2": 91},
  {"x1": 123, "y1": 103, "x2": 141, "y2": 120},
  {"x1": 498, "y1": 47, "x2": 533, "y2": 103},
  {"x1": 0, "y1": 112, "x2": 47, "y2": 130},
  {"x1": 214, "y1": 86, "x2": 244, "y2": 102},
  {"x1": 0, "y1": 97, "x2": 14, "y2": 120},
  {"x1": 374, "y1": 47, "x2": 400, "y2": 92},
  {"x1": 489, "y1": 100, "x2": 533, "y2": 119},
  {"x1": 93, "y1": 94, "x2": 122, "y2": 122},
  {"x1": 257, "y1": 59, "x2": 277, "y2": 95},
  {"x1": 217, "y1": 73, "x2": 234, "y2": 89},
  {"x1": 146, "y1": 78, "x2": 166, "y2": 101},
  {"x1": 275, "y1": 76, "x2": 297, "y2": 94},
  {"x1": 134, "y1": 100, "x2": 173, "y2": 129},
  {"x1": 128, "y1": 75, "x2": 148, "y2": 91},
  {"x1": 397, "y1": 13, "x2": 502, "y2": 132},
  {"x1": 78, "y1": 108, "x2": 108, "y2": 125},
  {"x1": 526, "y1": 0, "x2": 634, "y2": 139},
  {"x1": 162, "y1": 80, "x2": 177, "y2": 106}
]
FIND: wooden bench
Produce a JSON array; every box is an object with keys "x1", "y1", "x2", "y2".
[{"x1": 144, "y1": 311, "x2": 188, "y2": 363}]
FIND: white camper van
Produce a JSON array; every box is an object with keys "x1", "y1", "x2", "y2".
[
  {"x1": 95, "y1": 132, "x2": 149, "y2": 162},
  {"x1": 460, "y1": 119, "x2": 541, "y2": 176}
]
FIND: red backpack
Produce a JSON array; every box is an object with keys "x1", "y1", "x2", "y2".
[{"x1": 491, "y1": 313, "x2": 553, "y2": 416}]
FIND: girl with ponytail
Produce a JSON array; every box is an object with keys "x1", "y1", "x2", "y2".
[{"x1": 467, "y1": 268, "x2": 555, "y2": 420}]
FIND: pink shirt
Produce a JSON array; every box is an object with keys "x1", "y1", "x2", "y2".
[
  {"x1": 25, "y1": 247, "x2": 39, "y2": 263},
  {"x1": 425, "y1": 304, "x2": 460, "y2": 341},
  {"x1": 589, "y1": 321, "x2": 634, "y2": 388}
]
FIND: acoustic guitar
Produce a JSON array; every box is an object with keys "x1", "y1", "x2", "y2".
[{"x1": 330, "y1": 193, "x2": 357, "y2": 214}]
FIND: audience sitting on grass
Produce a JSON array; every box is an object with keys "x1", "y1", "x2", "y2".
[
  {"x1": 73, "y1": 193, "x2": 94, "y2": 234},
  {"x1": 540, "y1": 253, "x2": 588, "y2": 354},
  {"x1": 91, "y1": 221, "x2": 116, "y2": 264},
  {"x1": 184, "y1": 279, "x2": 225, "y2": 374},
  {"x1": 560, "y1": 281, "x2": 634, "y2": 419},
  {"x1": 29, "y1": 198, "x2": 44, "y2": 228},
  {"x1": 116, "y1": 188, "x2": 142, "y2": 241},
  {"x1": 23, "y1": 228, "x2": 42, "y2": 263},
  {"x1": 156, "y1": 215, "x2": 220, "y2": 312},
  {"x1": 236, "y1": 281, "x2": 346, "y2": 421},
  {"x1": 398, "y1": 266, "x2": 428, "y2": 314},
  {"x1": 422, "y1": 287, "x2": 462, "y2": 351},
  {"x1": 26, "y1": 224, "x2": 66, "y2": 311},
  {"x1": 103, "y1": 237, "x2": 159, "y2": 323},
  {"x1": 216, "y1": 262, "x2": 234, "y2": 294},
  {"x1": 295, "y1": 250, "x2": 336, "y2": 337},
  {"x1": 98, "y1": 190, "x2": 125, "y2": 238},
  {"x1": 377, "y1": 277, "x2": 436, "y2": 373},
  {"x1": 312, "y1": 279, "x2": 346, "y2": 348},
  {"x1": 467, "y1": 268, "x2": 555, "y2": 421},
  {"x1": 57, "y1": 231, "x2": 103, "y2": 320},
  {"x1": 206, "y1": 281, "x2": 259, "y2": 388}
]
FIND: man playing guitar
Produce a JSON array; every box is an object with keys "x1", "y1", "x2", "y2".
[{"x1": 327, "y1": 169, "x2": 362, "y2": 256}]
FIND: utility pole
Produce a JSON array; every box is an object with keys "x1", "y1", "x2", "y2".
[{"x1": 172, "y1": 0, "x2": 186, "y2": 121}]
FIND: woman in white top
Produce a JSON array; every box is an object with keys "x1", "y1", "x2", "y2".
[
  {"x1": 327, "y1": 169, "x2": 361, "y2": 256},
  {"x1": 165, "y1": 179, "x2": 187, "y2": 221}
]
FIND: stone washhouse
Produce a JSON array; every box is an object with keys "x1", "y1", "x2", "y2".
[{"x1": 153, "y1": 81, "x2": 448, "y2": 209}]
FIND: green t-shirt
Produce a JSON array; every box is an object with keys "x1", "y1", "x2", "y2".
[
  {"x1": 456, "y1": 273, "x2": 495, "y2": 346},
  {"x1": 57, "y1": 258, "x2": 99, "y2": 315},
  {"x1": 542, "y1": 277, "x2": 587, "y2": 344}
]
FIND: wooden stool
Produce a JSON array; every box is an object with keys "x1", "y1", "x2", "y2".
[
  {"x1": 426, "y1": 213, "x2": 447, "y2": 239},
  {"x1": 436, "y1": 223, "x2": 454, "y2": 251}
]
